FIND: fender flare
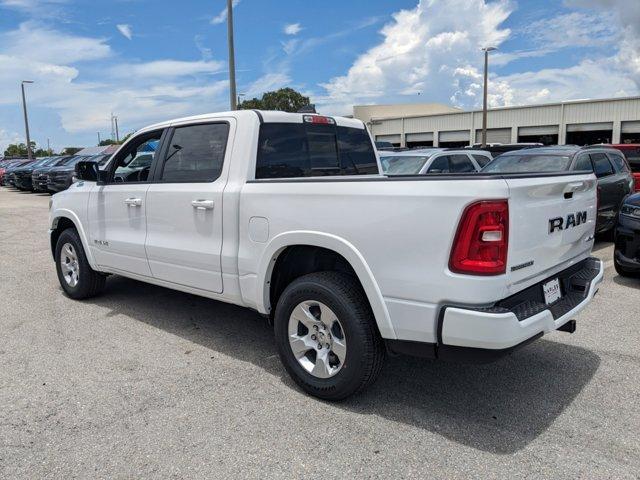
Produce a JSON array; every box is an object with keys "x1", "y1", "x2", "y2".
[
  {"x1": 50, "y1": 209, "x2": 98, "y2": 270},
  {"x1": 256, "y1": 231, "x2": 397, "y2": 340}
]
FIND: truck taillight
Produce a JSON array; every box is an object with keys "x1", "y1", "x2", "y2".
[{"x1": 449, "y1": 200, "x2": 509, "y2": 276}]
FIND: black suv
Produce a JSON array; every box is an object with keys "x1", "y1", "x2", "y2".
[
  {"x1": 614, "y1": 193, "x2": 640, "y2": 277},
  {"x1": 482, "y1": 145, "x2": 635, "y2": 233}
]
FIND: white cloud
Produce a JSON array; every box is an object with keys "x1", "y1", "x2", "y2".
[
  {"x1": 317, "y1": 0, "x2": 640, "y2": 115},
  {"x1": 522, "y1": 11, "x2": 617, "y2": 50},
  {"x1": 0, "y1": 128, "x2": 22, "y2": 154},
  {"x1": 244, "y1": 72, "x2": 291, "y2": 97},
  {"x1": 211, "y1": 0, "x2": 240, "y2": 25},
  {"x1": 116, "y1": 24, "x2": 133, "y2": 40},
  {"x1": 1, "y1": 21, "x2": 111, "y2": 63},
  {"x1": 111, "y1": 59, "x2": 225, "y2": 79},
  {"x1": 320, "y1": 0, "x2": 512, "y2": 112},
  {"x1": 284, "y1": 23, "x2": 302, "y2": 35},
  {"x1": 0, "y1": 22, "x2": 231, "y2": 141}
]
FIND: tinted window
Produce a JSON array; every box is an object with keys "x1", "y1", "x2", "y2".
[
  {"x1": 590, "y1": 153, "x2": 614, "y2": 177},
  {"x1": 112, "y1": 131, "x2": 163, "y2": 183},
  {"x1": 256, "y1": 123, "x2": 378, "y2": 179},
  {"x1": 160, "y1": 123, "x2": 229, "y2": 182},
  {"x1": 482, "y1": 154, "x2": 572, "y2": 173},
  {"x1": 574, "y1": 155, "x2": 593, "y2": 171},
  {"x1": 472, "y1": 154, "x2": 491, "y2": 167},
  {"x1": 607, "y1": 152, "x2": 629, "y2": 172},
  {"x1": 624, "y1": 148, "x2": 640, "y2": 172},
  {"x1": 428, "y1": 156, "x2": 449, "y2": 173},
  {"x1": 449, "y1": 154, "x2": 476, "y2": 173}
]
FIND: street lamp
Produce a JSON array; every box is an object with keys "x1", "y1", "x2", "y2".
[
  {"x1": 227, "y1": 0, "x2": 238, "y2": 110},
  {"x1": 21, "y1": 80, "x2": 34, "y2": 160},
  {"x1": 481, "y1": 47, "x2": 497, "y2": 149}
]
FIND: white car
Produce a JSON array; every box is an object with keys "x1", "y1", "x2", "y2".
[
  {"x1": 380, "y1": 148, "x2": 493, "y2": 175},
  {"x1": 49, "y1": 110, "x2": 603, "y2": 400}
]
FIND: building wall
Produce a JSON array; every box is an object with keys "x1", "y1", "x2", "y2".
[
  {"x1": 354, "y1": 103, "x2": 460, "y2": 125},
  {"x1": 367, "y1": 97, "x2": 640, "y2": 147}
]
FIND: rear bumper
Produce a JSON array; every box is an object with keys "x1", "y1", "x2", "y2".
[
  {"x1": 440, "y1": 257, "x2": 603, "y2": 356},
  {"x1": 387, "y1": 257, "x2": 604, "y2": 363}
]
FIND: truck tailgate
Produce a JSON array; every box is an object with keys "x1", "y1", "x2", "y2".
[{"x1": 504, "y1": 173, "x2": 597, "y2": 290}]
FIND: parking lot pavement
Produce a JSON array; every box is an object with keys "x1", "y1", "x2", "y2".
[{"x1": 0, "y1": 188, "x2": 639, "y2": 479}]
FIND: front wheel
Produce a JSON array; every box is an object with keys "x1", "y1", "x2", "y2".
[
  {"x1": 55, "y1": 228, "x2": 106, "y2": 299},
  {"x1": 274, "y1": 271, "x2": 385, "y2": 401}
]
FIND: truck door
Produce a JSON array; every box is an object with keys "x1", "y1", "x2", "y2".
[
  {"x1": 590, "y1": 152, "x2": 618, "y2": 230},
  {"x1": 144, "y1": 120, "x2": 234, "y2": 293},
  {"x1": 88, "y1": 129, "x2": 165, "y2": 276}
]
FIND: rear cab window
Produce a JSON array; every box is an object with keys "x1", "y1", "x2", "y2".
[{"x1": 256, "y1": 119, "x2": 378, "y2": 179}]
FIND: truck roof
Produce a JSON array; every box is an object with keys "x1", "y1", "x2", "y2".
[{"x1": 139, "y1": 110, "x2": 365, "y2": 135}]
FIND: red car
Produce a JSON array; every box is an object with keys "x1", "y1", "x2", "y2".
[{"x1": 610, "y1": 144, "x2": 640, "y2": 191}]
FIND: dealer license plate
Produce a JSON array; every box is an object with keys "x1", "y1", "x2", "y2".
[{"x1": 542, "y1": 278, "x2": 562, "y2": 305}]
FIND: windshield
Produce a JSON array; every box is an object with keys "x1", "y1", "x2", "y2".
[
  {"x1": 482, "y1": 154, "x2": 572, "y2": 173},
  {"x1": 381, "y1": 155, "x2": 429, "y2": 175}
]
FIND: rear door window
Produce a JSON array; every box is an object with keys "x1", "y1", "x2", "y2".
[
  {"x1": 590, "y1": 153, "x2": 614, "y2": 178},
  {"x1": 427, "y1": 156, "x2": 449, "y2": 173},
  {"x1": 574, "y1": 154, "x2": 593, "y2": 172},
  {"x1": 472, "y1": 154, "x2": 491, "y2": 167},
  {"x1": 607, "y1": 152, "x2": 629, "y2": 173},
  {"x1": 256, "y1": 122, "x2": 378, "y2": 178},
  {"x1": 160, "y1": 123, "x2": 229, "y2": 182},
  {"x1": 449, "y1": 154, "x2": 476, "y2": 172}
]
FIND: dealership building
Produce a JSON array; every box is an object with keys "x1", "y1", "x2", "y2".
[{"x1": 355, "y1": 96, "x2": 640, "y2": 148}]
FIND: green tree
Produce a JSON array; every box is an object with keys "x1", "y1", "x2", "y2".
[
  {"x1": 238, "y1": 87, "x2": 311, "y2": 113},
  {"x1": 99, "y1": 139, "x2": 118, "y2": 146},
  {"x1": 63, "y1": 147, "x2": 82, "y2": 155},
  {"x1": 3, "y1": 141, "x2": 38, "y2": 157}
]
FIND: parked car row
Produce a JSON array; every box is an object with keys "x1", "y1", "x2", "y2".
[
  {"x1": 0, "y1": 153, "x2": 112, "y2": 194},
  {"x1": 377, "y1": 143, "x2": 640, "y2": 277}
]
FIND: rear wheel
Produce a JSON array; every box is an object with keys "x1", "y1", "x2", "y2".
[
  {"x1": 274, "y1": 271, "x2": 385, "y2": 400},
  {"x1": 614, "y1": 254, "x2": 639, "y2": 278},
  {"x1": 55, "y1": 228, "x2": 106, "y2": 299}
]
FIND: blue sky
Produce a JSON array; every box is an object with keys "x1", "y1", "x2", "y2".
[{"x1": 1, "y1": 0, "x2": 639, "y2": 152}]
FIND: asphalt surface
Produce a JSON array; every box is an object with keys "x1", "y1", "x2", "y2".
[{"x1": 0, "y1": 187, "x2": 639, "y2": 479}]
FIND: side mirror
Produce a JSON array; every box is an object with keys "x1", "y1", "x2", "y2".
[{"x1": 75, "y1": 161, "x2": 99, "y2": 182}]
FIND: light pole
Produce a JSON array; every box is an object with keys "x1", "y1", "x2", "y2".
[
  {"x1": 21, "y1": 80, "x2": 34, "y2": 160},
  {"x1": 481, "y1": 47, "x2": 497, "y2": 148},
  {"x1": 227, "y1": 0, "x2": 238, "y2": 110}
]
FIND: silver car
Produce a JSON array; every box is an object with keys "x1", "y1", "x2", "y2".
[{"x1": 380, "y1": 149, "x2": 493, "y2": 175}]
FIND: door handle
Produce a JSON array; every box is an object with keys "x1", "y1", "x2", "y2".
[
  {"x1": 124, "y1": 197, "x2": 142, "y2": 207},
  {"x1": 191, "y1": 199, "x2": 214, "y2": 210}
]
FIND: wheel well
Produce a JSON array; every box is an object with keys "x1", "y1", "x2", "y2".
[
  {"x1": 50, "y1": 217, "x2": 77, "y2": 258},
  {"x1": 269, "y1": 245, "x2": 362, "y2": 315}
]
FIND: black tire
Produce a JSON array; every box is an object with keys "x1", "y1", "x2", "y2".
[
  {"x1": 274, "y1": 271, "x2": 385, "y2": 401},
  {"x1": 614, "y1": 254, "x2": 639, "y2": 278},
  {"x1": 55, "y1": 228, "x2": 106, "y2": 299}
]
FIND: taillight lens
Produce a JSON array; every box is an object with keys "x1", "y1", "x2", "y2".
[{"x1": 449, "y1": 200, "x2": 509, "y2": 275}]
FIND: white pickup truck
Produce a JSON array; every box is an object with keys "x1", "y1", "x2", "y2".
[{"x1": 49, "y1": 110, "x2": 604, "y2": 400}]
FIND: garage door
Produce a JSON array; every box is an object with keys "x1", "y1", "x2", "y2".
[
  {"x1": 376, "y1": 134, "x2": 401, "y2": 144},
  {"x1": 567, "y1": 122, "x2": 613, "y2": 132},
  {"x1": 439, "y1": 130, "x2": 469, "y2": 142},
  {"x1": 406, "y1": 132, "x2": 434, "y2": 142},
  {"x1": 621, "y1": 121, "x2": 640, "y2": 133},
  {"x1": 475, "y1": 128, "x2": 512, "y2": 144},
  {"x1": 519, "y1": 125, "x2": 559, "y2": 136}
]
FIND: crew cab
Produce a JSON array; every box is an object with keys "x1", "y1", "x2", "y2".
[{"x1": 49, "y1": 110, "x2": 604, "y2": 400}]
